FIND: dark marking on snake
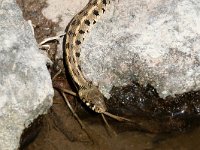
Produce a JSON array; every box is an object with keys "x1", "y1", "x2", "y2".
[
  {"x1": 76, "y1": 52, "x2": 80, "y2": 57},
  {"x1": 84, "y1": 19, "x2": 90, "y2": 26},
  {"x1": 93, "y1": 10, "x2": 100, "y2": 16},
  {"x1": 66, "y1": 43, "x2": 69, "y2": 49},
  {"x1": 102, "y1": 8, "x2": 105, "y2": 13},
  {"x1": 78, "y1": 65, "x2": 81, "y2": 71},
  {"x1": 75, "y1": 40, "x2": 81, "y2": 45},
  {"x1": 79, "y1": 30, "x2": 85, "y2": 34}
]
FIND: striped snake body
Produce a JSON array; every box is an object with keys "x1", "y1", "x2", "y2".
[{"x1": 64, "y1": 0, "x2": 111, "y2": 114}]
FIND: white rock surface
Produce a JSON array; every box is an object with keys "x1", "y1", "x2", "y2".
[
  {"x1": 0, "y1": 0, "x2": 54, "y2": 149},
  {"x1": 42, "y1": 0, "x2": 88, "y2": 29},
  {"x1": 42, "y1": 0, "x2": 89, "y2": 59},
  {"x1": 42, "y1": 0, "x2": 200, "y2": 99},
  {"x1": 80, "y1": 0, "x2": 200, "y2": 98}
]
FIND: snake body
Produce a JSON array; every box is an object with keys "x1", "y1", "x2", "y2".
[{"x1": 64, "y1": 0, "x2": 111, "y2": 113}]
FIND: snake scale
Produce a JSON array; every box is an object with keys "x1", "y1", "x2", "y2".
[{"x1": 64, "y1": 0, "x2": 130, "y2": 121}]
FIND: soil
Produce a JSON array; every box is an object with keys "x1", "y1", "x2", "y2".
[{"x1": 16, "y1": 0, "x2": 200, "y2": 149}]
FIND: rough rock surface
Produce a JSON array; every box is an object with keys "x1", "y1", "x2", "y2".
[
  {"x1": 42, "y1": 0, "x2": 88, "y2": 29},
  {"x1": 80, "y1": 0, "x2": 200, "y2": 98},
  {"x1": 0, "y1": 0, "x2": 54, "y2": 149},
  {"x1": 42, "y1": 0, "x2": 200, "y2": 99},
  {"x1": 42, "y1": 0, "x2": 89, "y2": 59}
]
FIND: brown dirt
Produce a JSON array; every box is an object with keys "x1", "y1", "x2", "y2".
[{"x1": 16, "y1": 0, "x2": 200, "y2": 150}]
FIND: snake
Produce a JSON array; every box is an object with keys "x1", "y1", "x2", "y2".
[{"x1": 64, "y1": 0, "x2": 130, "y2": 121}]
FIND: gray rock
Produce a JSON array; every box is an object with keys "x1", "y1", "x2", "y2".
[
  {"x1": 80, "y1": 0, "x2": 200, "y2": 99},
  {"x1": 0, "y1": 0, "x2": 54, "y2": 149}
]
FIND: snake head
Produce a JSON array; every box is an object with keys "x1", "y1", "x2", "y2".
[{"x1": 78, "y1": 85, "x2": 107, "y2": 113}]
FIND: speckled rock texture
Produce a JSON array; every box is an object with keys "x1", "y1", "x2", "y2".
[
  {"x1": 42, "y1": 0, "x2": 200, "y2": 99},
  {"x1": 79, "y1": 0, "x2": 200, "y2": 99},
  {"x1": 0, "y1": 0, "x2": 54, "y2": 149}
]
